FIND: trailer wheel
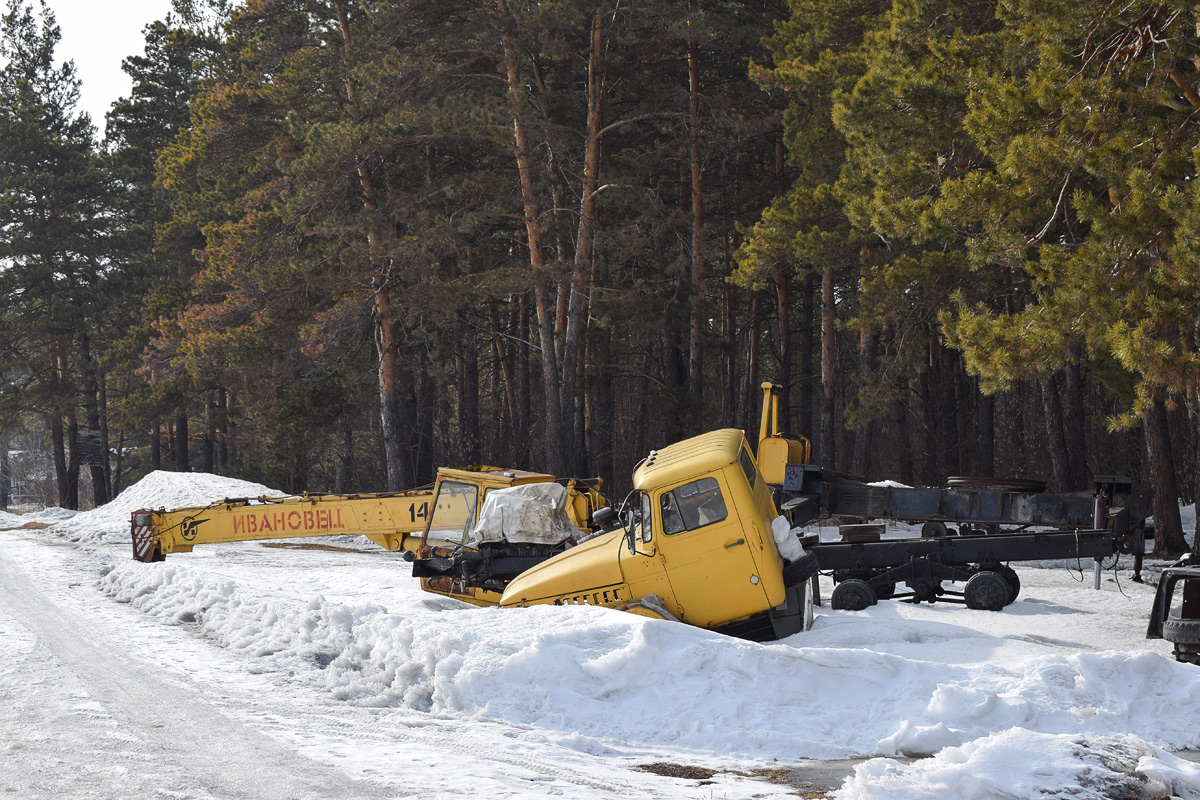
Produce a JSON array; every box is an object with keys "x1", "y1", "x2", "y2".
[
  {"x1": 831, "y1": 579, "x2": 877, "y2": 611},
  {"x1": 1162, "y1": 618, "x2": 1200, "y2": 645},
  {"x1": 997, "y1": 566, "x2": 1021, "y2": 602},
  {"x1": 921, "y1": 521, "x2": 949, "y2": 538},
  {"x1": 964, "y1": 571, "x2": 1010, "y2": 611}
]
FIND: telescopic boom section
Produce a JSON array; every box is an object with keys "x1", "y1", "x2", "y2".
[{"x1": 130, "y1": 488, "x2": 436, "y2": 563}]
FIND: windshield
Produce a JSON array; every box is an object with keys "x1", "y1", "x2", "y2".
[{"x1": 425, "y1": 480, "x2": 480, "y2": 546}]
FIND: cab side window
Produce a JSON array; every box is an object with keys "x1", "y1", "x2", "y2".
[
  {"x1": 660, "y1": 477, "x2": 728, "y2": 534},
  {"x1": 639, "y1": 491, "x2": 654, "y2": 542},
  {"x1": 740, "y1": 447, "x2": 757, "y2": 489}
]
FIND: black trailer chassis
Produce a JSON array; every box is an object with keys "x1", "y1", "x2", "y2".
[
  {"x1": 808, "y1": 528, "x2": 1114, "y2": 611},
  {"x1": 779, "y1": 468, "x2": 1147, "y2": 612}
]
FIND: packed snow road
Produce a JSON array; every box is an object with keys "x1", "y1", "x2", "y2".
[
  {"x1": 0, "y1": 537, "x2": 401, "y2": 800},
  {"x1": 0, "y1": 533, "x2": 782, "y2": 799},
  {"x1": 3, "y1": 471, "x2": 1200, "y2": 799}
]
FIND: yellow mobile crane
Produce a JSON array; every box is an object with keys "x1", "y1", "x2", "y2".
[
  {"x1": 131, "y1": 384, "x2": 816, "y2": 639},
  {"x1": 129, "y1": 469, "x2": 609, "y2": 566}
]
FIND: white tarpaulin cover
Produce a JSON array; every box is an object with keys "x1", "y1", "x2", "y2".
[{"x1": 466, "y1": 483, "x2": 585, "y2": 548}]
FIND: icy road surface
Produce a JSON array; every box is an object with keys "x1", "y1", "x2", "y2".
[
  {"x1": 2, "y1": 470, "x2": 1200, "y2": 799},
  {"x1": 0, "y1": 534, "x2": 774, "y2": 799}
]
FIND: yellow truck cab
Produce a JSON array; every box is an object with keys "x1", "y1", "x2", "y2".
[
  {"x1": 410, "y1": 384, "x2": 817, "y2": 640},
  {"x1": 498, "y1": 428, "x2": 817, "y2": 640}
]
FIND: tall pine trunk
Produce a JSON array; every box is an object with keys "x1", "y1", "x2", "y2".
[
  {"x1": 800, "y1": 271, "x2": 815, "y2": 440},
  {"x1": 499, "y1": 0, "x2": 564, "y2": 475},
  {"x1": 686, "y1": 0, "x2": 705, "y2": 412},
  {"x1": 976, "y1": 382, "x2": 995, "y2": 478},
  {"x1": 560, "y1": 4, "x2": 605, "y2": 478},
  {"x1": 818, "y1": 262, "x2": 836, "y2": 465},
  {"x1": 1145, "y1": 392, "x2": 1187, "y2": 555},
  {"x1": 1038, "y1": 376, "x2": 1070, "y2": 492},
  {"x1": 338, "y1": 1, "x2": 406, "y2": 490},
  {"x1": 746, "y1": 292, "x2": 762, "y2": 434},
  {"x1": 173, "y1": 410, "x2": 188, "y2": 472},
  {"x1": 1063, "y1": 347, "x2": 1088, "y2": 489},
  {"x1": 79, "y1": 332, "x2": 108, "y2": 506},
  {"x1": 50, "y1": 413, "x2": 68, "y2": 508},
  {"x1": 772, "y1": 262, "x2": 791, "y2": 432},
  {"x1": 65, "y1": 408, "x2": 79, "y2": 509},
  {"x1": 851, "y1": 329, "x2": 876, "y2": 477},
  {"x1": 0, "y1": 435, "x2": 9, "y2": 509},
  {"x1": 457, "y1": 333, "x2": 480, "y2": 464}
]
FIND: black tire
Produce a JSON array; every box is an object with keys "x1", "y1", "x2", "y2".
[
  {"x1": 921, "y1": 521, "x2": 948, "y2": 538},
  {"x1": 997, "y1": 566, "x2": 1021, "y2": 602},
  {"x1": 831, "y1": 578, "x2": 878, "y2": 611},
  {"x1": 964, "y1": 571, "x2": 1010, "y2": 611},
  {"x1": 1162, "y1": 618, "x2": 1200, "y2": 645}
]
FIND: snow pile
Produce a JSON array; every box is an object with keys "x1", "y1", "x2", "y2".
[
  {"x1": 31, "y1": 507, "x2": 79, "y2": 523},
  {"x1": 53, "y1": 471, "x2": 284, "y2": 545},
  {"x1": 95, "y1": 557, "x2": 1200, "y2": 763},
  {"x1": 42, "y1": 469, "x2": 1199, "y2": 795},
  {"x1": 0, "y1": 506, "x2": 76, "y2": 530},
  {"x1": 838, "y1": 729, "x2": 1200, "y2": 800}
]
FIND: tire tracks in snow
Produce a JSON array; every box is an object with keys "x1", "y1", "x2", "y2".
[
  {"x1": 1, "y1": 535, "x2": 781, "y2": 799},
  {"x1": 0, "y1": 541, "x2": 399, "y2": 800}
]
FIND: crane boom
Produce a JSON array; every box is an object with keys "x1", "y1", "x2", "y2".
[{"x1": 130, "y1": 488, "x2": 434, "y2": 562}]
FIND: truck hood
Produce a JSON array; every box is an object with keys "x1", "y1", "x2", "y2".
[{"x1": 499, "y1": 528, "x2": 625, "y2": 606}]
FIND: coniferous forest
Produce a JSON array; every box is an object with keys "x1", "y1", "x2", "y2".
[{"x1": 1, "y1": 0, "x2": 1199, "y2": 554}]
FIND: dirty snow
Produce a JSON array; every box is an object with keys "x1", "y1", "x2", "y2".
[
  {"x1": 839, "y1": 729, "x2": 1200, "y2": 800},
  {"x1": 0, "y1": 505, "x2": 77, "y2": 528},
  {"x1": 2, "y1": 470, "x2": 1199, "y2": 799}
]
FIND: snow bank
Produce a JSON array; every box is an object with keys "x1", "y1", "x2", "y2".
[
  {"x1": 0, "y1": 506, "x2": 77, "y2": 530},
  {"x1": 0, "y1": 510, "x2": 26, "y2": 529},
  {"x1": 838, "y1": 729, "x2": 1200, "y2": 800},
  {"x1": 53, "y1": 471, "x2": 283, "y2": 545},
  {"x1": 95, "y1": 558, "x2": 1200, "y2": 764},
  {"x1": 58, "y1": 470, "x2": 1200, "y2": 794}
]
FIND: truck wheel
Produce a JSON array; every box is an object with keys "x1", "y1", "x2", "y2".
[
  {"x1": 997, "y1": 566, "x2": 1021, "y2": 602},
  {"x1": 831, "y1": 579, "x2": 877, "y2": 611},
  {"x1": 1162, "y1": 618, "x2": 1200, "y2": 645},
  {"x1": 964, "y1": 571, "x2": 1010, "y2": 611}
]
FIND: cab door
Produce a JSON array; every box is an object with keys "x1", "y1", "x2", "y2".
[
  {"x1": 653, "y1": 473, "x2": 772, "y2": 627},
  {"x1": 618, "y1": 491, "x2": 679, "y2": 618}
]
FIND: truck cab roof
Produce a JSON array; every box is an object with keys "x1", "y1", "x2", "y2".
[{"x1": 632, "y1": 428, "x2": 745, "y2": 490}]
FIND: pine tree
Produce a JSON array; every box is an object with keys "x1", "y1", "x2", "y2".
[
  {"x1": 937, "y1": 0, "x2": 1196, "y2": 553},
  {"x1": 0, "y1": 0, "x2": 113, "y2": 508}
]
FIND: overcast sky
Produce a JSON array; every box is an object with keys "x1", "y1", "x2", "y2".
[{"x1": 46, "y1": 0, "x2": 176, "y2": 135}]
